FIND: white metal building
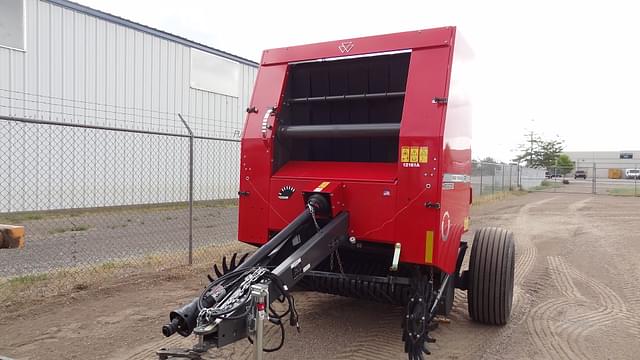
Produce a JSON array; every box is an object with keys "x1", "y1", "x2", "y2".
[
  {"x1": 0, "y1": 0, "x2": 259, "y2": 212},
  {"x1": 563, "y1": 150, "x2": 640, "y2": 178},
  {"x1": 0, "y1": 0, "x2": 257, "y2": 136}
]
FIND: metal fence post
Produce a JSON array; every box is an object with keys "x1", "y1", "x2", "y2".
[
  {"x1": 517, "y1": 164, "x2": 521, "y2": 189},
  {"x1": 509, "y1": 165, "x2": 513, "y2": 191},
  {"x1": 592, "y1": 163, "x2": 596, "y2": 195},
  {"x1": 479, "y1": 162, "x2": 483, "y2": 195},
  {"x1": 178, "y1": 114, "x2": 194, "y2": 265},
  {"x1": 492, "y1": 164, "x2": 495, "y2": 194},
  {"x1": 501, "y1": 164, "x2": 505, "y2": 191}
]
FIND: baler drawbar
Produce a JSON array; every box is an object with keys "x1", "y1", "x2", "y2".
[{"x1": 160, "y1": 27, "x2": 515, "y2": 360}]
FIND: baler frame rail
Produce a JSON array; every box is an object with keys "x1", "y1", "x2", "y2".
[{"x1": 284, "y1": 91, "x2": 405, "y2": 104}]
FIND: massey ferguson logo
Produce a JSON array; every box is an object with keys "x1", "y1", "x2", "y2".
[{"x1": 338, "y1": 41, "x2": 354, "y2": 54}]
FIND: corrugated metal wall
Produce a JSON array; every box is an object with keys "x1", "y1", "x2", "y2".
[{"x1": 0, "y1": 0, "x2": 258, "y2": 212}]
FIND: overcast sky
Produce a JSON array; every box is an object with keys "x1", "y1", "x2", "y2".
[{"x1": 78, "y1": 0, "x2": 640, "y2": 162}]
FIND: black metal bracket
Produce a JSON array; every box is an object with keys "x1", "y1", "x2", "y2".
[
  {"x1": 432, "y1": 97, "x2": 448, "y2": 104},
  {"x1": 157, "y1": 348, "x2": 204, "y2": 360},
  {"x1": 272, "y1": 212, "x2": 350, "y2": 287},
  {"x1": 454, "y1": 241, "x2": 469, "y2": 290},
  {"x1": 424, "y1": 202, "x2": 441, "y2": 209}
]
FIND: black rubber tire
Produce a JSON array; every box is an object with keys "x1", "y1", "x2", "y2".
[{"x1": 467, "y1": 227, "x2": 515, "y2": 325}]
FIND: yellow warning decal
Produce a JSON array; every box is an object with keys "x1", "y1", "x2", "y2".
[
  {"x1": 419, "y1": 146, "x2": 429, "y2": 163},
  {"x1": 313, "y1": 181, "x2": 331, "y2": 192},
  {"x1": 464, "y1": 216, "x2": 470, "y2": 231},
  {"x1": 425, "y1": 230, "x2": 434, "y2": 263},
  {"x1": 410, "y1": 147, "x2": 419, "y2": 163},
  {"x1": 401, "y1": 146, "x2": 410, "y2": 162}
]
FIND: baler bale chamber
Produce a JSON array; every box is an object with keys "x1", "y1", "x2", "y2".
[{"x1": 160, "y1": 27, "x2": 515, "y2": 360}]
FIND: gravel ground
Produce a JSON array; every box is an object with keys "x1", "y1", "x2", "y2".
[{"x1": 1, "y1": 192, "x2": 639, "y2": 359}]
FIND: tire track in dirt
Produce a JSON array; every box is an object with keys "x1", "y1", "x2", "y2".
[
  {"x1": 528, "y1": 297, "x2": 580, "y2": 359},
  {"x1": 559, "y1": 264, "x2": 628, "y2": 358},
  {"x1": 547, "y1": 256, "x2": 582, "y2": 299},
  {"x1": 528, "y1": 255, "x2": 629, "y2": 360},
  {"x1": 333, "y1": 307, "x2": 404, "y2": 360},
  {"x1": 567, "y1": 197, "x2": 640, "y2": 338},
  {"x1": 526, "y1": 256, "x2": 588, "y2": 359}
]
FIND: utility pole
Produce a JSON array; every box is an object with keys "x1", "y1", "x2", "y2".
[{"x1": 528, "y1": 130, "x2": 535, "y2": 167}]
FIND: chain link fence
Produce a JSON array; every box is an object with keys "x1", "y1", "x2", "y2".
[
  {"x1": 471, "y1": 161, "x2": 546, "y2": 200},
  {"x1": 0, "y1": 89, "x2": 550, "y2": 283},
  {"x1": 528, "y1": 164, "x2": 640, "y2": 196},
  {"x1": 0, "y1": 88, "x2": 246, "y2": 285}
]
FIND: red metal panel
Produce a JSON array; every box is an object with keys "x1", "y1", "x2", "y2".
[
  {"x1": 392, "y1": 44, "x2": 455, "y2": 271},
  {"x1": 436, "y1": 30, "x2": 472, "y2": 273},
  {"x1": 267, "y1": 178, "x2": 398, "y2": 243},
  {"x1": 238, "y1": 64, "x2": 288, "y2": 245},
  {"x1": 261, "y1": 27, "x2": 454, "y2": 65},
  {"x1": 273, "y1": 161, "x2": 397, "y2": 183}
]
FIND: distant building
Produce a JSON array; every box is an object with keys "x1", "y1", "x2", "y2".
[{"x1": 563, "y1": 151, "x2": 640, "y2": 178}]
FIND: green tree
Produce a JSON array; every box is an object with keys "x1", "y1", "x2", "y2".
[
  {"x1": 513, "y1": 132, "x2": 564, "y2": 168},
  {"x1": 555, "y1": 154, "x2": 574, "y2": 175}
]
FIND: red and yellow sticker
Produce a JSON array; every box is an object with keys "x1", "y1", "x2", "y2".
[{"x1": 313, "y1": 181, "x2": 331, "y2": 192}]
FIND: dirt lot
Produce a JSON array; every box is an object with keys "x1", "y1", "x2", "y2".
[{"x1": 1, "y1": 192, "x2": 639, "y2": 359}]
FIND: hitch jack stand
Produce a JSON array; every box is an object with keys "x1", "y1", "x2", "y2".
[{"x1": 250, "y1": 283, "x2": 269, "y2": 360}]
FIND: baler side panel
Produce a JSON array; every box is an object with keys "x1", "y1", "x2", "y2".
[
  {"x1": 393, "y1": 44, "x2": 455, "y2": 270},
  {"x1": 238, "y1": 64, "x2": 289, "y2": 245},
  {"x1": 436, "y1": 30, "x2": 472, "y2": 274}
]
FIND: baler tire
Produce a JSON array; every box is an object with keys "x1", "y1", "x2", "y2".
[{"x1": 467, "y1": 227, "x2": 515, "y2": 325}]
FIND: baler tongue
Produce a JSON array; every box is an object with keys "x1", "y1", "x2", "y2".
[{"x1": 160, "y1": 195, "x2": 351, "y2": 357}]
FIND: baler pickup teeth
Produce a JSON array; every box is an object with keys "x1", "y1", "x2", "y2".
[{"x1": 210, "y1": 252, "x2": 250, "y2": 280}]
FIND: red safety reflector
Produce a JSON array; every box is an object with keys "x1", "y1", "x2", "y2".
[{"x1": 257, "y1": 303, "x2": 266, "y2": 311}]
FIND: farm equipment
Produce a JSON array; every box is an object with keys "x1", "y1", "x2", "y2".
[{"x1": 160, "y1": 27, "x2": 515, "y2": 360}]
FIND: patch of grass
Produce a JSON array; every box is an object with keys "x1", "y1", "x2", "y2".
[
  {"x1": 7, "y1": 273, "x2": 49, "y2": 286},
  {"x1": 608, "y1": 187, "x2": 640, "y2": 196},
  {"x1": 0, "y1": 199, "x2": 238, "y2": 225},
  {"x1": 48, "y1": 224, "x2": 91, "y2": 235},
  {"x1": 0, "y1": 212, "x2": 44, "y2": 223},
  {"x1": 473, "y1": 190, "x2": 528, "y2": 206},
  {"x1": 531, "y1": 180, "x2": 562, "y2": 191}
]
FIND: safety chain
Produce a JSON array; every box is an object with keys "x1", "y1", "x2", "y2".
[
  {"x1": 307, "y1": 202, "x2": 345, "y2": 277},
  {"x1": 307, "y1": 203, "x2": 321, "y2": 231},
  {"x1": 197, "y1": 267, "x2": 268, "y2": 325}
]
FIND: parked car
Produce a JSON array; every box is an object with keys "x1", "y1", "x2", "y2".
[
  {"x1": 574, "y1": 170, "x2": 587, "y2": 179},
  {"x1": 545, "y1": 171, "x2": 561, "y2": 179},
  {"x1": 625, "y1": 169, "x2": 640, "y2": 179}
]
